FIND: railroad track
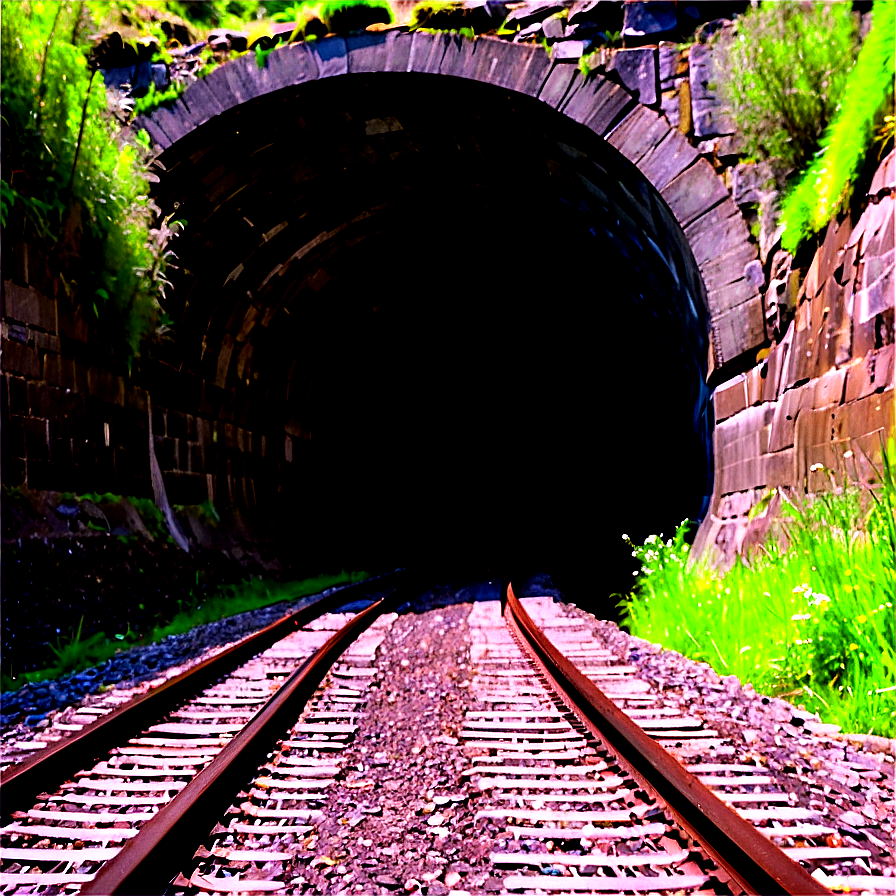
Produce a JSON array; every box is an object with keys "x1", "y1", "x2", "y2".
[
  {"x1": 0, "y1": 573, "x2": 408, "y2": 894},
  {"x1": 1, "y1": 577, "x2": 891, "y2": 894},
  {"x1": 460, "y1": 584, "x2": 892, "y2": 895}
]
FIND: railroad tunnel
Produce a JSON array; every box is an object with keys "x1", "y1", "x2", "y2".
[{"x1": 150, "y1": 68, "x2": 713, "y2": 602}]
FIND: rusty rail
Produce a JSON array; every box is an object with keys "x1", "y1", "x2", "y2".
[
  {"x1": 81, "y1": 585, "x2": 403, "y2": 895},
  {"x1": 503, "y1": 581, "x2": 832, "y2": 896},
  {"x1": 0, "y1": 569, "x2": 407, "y2": 823}
]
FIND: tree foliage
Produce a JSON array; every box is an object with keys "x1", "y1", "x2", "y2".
[
  {"x1": 1, "y1": 1, "x2": 177, "y2": 361},
  {"x1": 716, "y1": 2, "x2": 859, "y2": 174}
]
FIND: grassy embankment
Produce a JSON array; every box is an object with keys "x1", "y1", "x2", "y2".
[
  {"x1": 3, "y1": 571, "x2": 370, "y2": 692},
  {"x1": 619, "y1": 448, "x2": 895, "y2": 739}
]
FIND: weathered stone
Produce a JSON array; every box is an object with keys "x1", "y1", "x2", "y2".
[
  {"x1": 833, "y1": 390, "x2": 894, "y2": 446},
  {"x1": 813, "y1": 367, "x2": 847, "y2": 409},
  {"x1": 551, "y1": 39, "x2": 589, "y2": 60},
  {"x1": 3, "y1": 282, "x2": 56, "y2": 332},
  {"x1": 706, "y1": 278, "x2": 758, "y2": 317},
  {"x1": 309, "y1": 35, "x2": 349, "y2": 79},
  {"x1": 662, "y1": 159, "x2": 730, "y2": 228},
  {"x1": 711, "y1": 296, "x2": 766, "y2": 366},
  {"x1": 660, "y1": 88, "x2": 679, "y2": 129},
  {"x1": 688, "y1": 43, "x2": 733, "y2": 138},
  {"x1": 623, "y1": 2, "x2": 677, "y2": 41},
  {"x1": 758, "y1": 189, "x2": 783, "y2": 264},
  {"x1": 713, "y1": 375, "x2": 747, "y2": 422},
  {"x1": 658, "y1": 41, "x2": 680, "y2": 86},
  {"x1": 743, "y1": 260, "x2": 764, "y2": 290},
  {"x1": 542, "y1": 13, "x2": 566, "y2": 41},
  {"x1": 607, "y1": 47, "x2": 658, "y2": 106},
  {"x1": 539, "y1": 63, "x2": 578, "y2": 108},
  {"x1": 731, "y1": 161, "x2": 773, "y2": 206},
  {"x1": 504, "y1": 1, "x2": 565, "y2": 28},
  {"x1": 606, "y1": 104, "x2": 669, "y2": 165},
  {"x1": 684, "y1": 203, "x2": 754, "y2": 280},
  {"x1": 637, "y1": 127, "x2": 697, "y2": 191},
  {"x1": 845, "y1": 344, "x2": 895, "y2": 403},
  {"x1": 575, "y1": 77, "x2": 636, "y2": 135},
  {"x1": 1, "y1": 338, "x2": 40, "y2": 379}
]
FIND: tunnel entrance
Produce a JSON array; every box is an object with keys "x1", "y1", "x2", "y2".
[{"x1": 153, "y1": 72, "x2": 712, "y2": 605}]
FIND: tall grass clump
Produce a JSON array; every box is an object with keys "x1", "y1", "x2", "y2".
[
  {"x1": 1, "y1": 1, "x2": 176, "y2": 361},
  {"x1": 780, "y1": 1, "x2": 895, "y2": 252},
  {"x1": 619, "y1": 447, "x2": 896, "y2": 738},
  {"x1": 716, "y1": 2, "x2": 859, "y2": 174}
]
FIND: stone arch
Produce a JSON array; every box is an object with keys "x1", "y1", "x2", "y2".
[
  {"x1": 138, "y1": 32, "x2": 762, "y2": 368},
  {"x1": 132, "y1": 33, "x2": 763, "y2": 577}
]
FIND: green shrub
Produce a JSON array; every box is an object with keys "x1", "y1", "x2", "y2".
[
  {"x1": 1, "y1": 2, "x2": 175, "y2": 361},
  {"x1": 780, "y1": 1, "x2": 895, "y2": 252},
  {"x1": 716, "y1": 2, "x2": 859, "y2": 174},
  {"x1": 619, "y1": 443, "x2": 896, "y2": 738}
]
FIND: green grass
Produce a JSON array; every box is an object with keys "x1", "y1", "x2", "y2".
[
  {"x1": 780, "y1": 0, "x2": 895, "y2": 252},
  {"x1": 619, "y1": 448, "x2": 896, "y2": 739},
  {"x1": 716, "y1": 1, "x2": 858, "y2": 175},
  {"x1": 1, "y1": 570, "x2": 370, "y2": 693}
]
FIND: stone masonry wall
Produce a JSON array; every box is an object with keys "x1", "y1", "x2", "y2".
[
  {"x1": 694, "y1": 152, "x2": 895, "y2": 562},
  {"x1": 0, "y1": 250, "x2": 275, "y2": 518}
]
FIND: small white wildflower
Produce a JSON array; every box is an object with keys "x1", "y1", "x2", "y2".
[
  {"x1": 843, "y1": 450, "x2": 854, "y2": 459},
  {"x1": 791, "y1": 613, "x2": 811, "y2": 621},
  {"x1": 810, "y1": 462, "x2": 824, "y2": 472}
]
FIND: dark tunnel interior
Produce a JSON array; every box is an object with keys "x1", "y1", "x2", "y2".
[{"x1": 155, "y1": 73, "x2": 713, "y2": 615}]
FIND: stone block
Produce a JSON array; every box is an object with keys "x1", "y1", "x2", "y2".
[
  {"x1": 1, "y1": 338, "x2": 40, "y2": 379},
  {"x1": 845, "y1": 344, "x2": 895, "y2": 402},
  {"x1": 658, "y1": 41, "x2": 681, "y2": 86},
  {"x1": 539, "y1": 63, "x2": 578, "y2": 109},
  {"x1": 710, "y1": 295, "x2": 766, "y2": 366},
  {"x1": 661, "y1": 158, "x2": 729, "y2": 229},
  {"x1": 813, "y1": 366, "x2": 847, "y2": 409},
  {"x1": 24, "y1": 416, "x2": 49, "y2": 461},
  {"x1": 762, "y1": 329, "x2": 791, "y2": 403},
  {"x1": 3, "y1": 281, "x2": 57, "y2": 331},
  {"x1": 573, "y1": 77, "x2": 636, "y2": 136},
  {"x1": 688, "y1": 43, "x2": 733, "y2": 137},
  {"x1": 606, "y1": 104, "x2": 669, "y2": 165},
  {"x1": 870, "y1": 149, "x2": 895, "y2": 196},
  {"x1": 607, "y1": 47, "x2": 658, "y2": 106},
  {"x1": 855, "y1": 257, "x2": 894, "y2": 325},
  {"x1": 833, "y1": 390, "x2": 894, "y2": 446},
  {"x1": 6, "y1": 375, "x2": 28, "y2": 416},
  {"x1": 705, "y1": 278, "x2": 758, "y2": 317},
  {"x1": 685, "y1": 199, "x2": 751, "y2": 267},
  {"x1": 764, "y1": 449, "x2": 795, "y2": 488},
  {"x1": 660, "y1": 88, "x2": 679, "y2": 128},
  {"x1": 699, "y1": 241, "x2": 760, "y2": 293},
  {"x1": 731, "y1": 162, "x2": 772, "y2": 206},
  {"x1": 637, "y1": 127, "x2": 697, "y2": 192}
]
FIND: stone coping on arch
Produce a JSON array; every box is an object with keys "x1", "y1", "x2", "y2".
[{"x1": 135, "y1": 31, "x2": 762, "y2": 368}]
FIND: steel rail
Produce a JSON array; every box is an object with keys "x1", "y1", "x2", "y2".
[
  {"x1": 0, "y1": 568, "x2": 407, "y2": 822},
  {"x1": 503, "y1": 581, "x2": 832, "y2": 896},
  {"x1": 81, "y1": 584, "x2": 404, "y2": 895}
]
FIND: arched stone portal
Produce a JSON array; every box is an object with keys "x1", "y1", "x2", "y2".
[{"x1": 137, "y1": 33, "x2": 762, "y2": 585}]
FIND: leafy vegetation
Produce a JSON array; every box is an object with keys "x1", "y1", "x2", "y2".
[
  {"x1": 619, "y1": 443, "x2": 896, "y2": 739},
  {"x1": 1, "y1": 570, "x2": 370, "y2": 692},
  {"x1": 1, "y1": 2, "x2": 178, "y2": 361},
  {"x1": 716, "y1": 2, "x2": 859, "y2": 174},
  {"x1": 780, "y1": 1, "x2": 895, "y2": 252}
]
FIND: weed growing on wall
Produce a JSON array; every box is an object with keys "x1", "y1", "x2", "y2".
[
  {"x1": 619, "y1": 446, "x2": 896, "y2": 738},
  {"x1": 1, "y1": 1, "x2": 176, "y2": 361},
  {"x1": 716, "y1": 2, "x2": 859, "y2": 174},
  {"x1": 780, "y1": 1, "x2": 896, "y2": 252}
]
